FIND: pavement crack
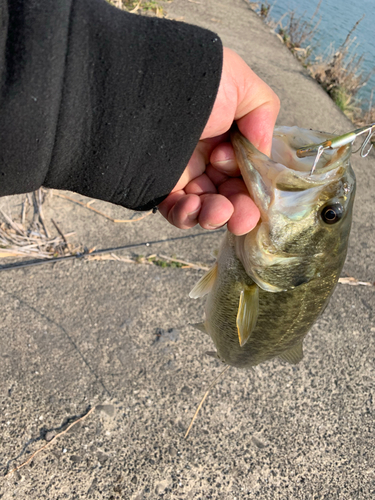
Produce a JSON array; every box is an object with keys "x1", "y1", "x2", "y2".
[
  {"x1": 5, "y1": 292, "x2": 112, "y2": 398},
  {"x1": 3, "y1": 406, "x2": 94, "y2": 476}
]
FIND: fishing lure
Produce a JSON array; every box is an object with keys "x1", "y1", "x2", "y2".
[{"x1": 296, "y1": 123, "x2": 375, "y2": 175}]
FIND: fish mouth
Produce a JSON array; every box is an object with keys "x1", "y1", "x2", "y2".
[
  {"x1": 271, "y1": 126, "x2": 352, "y2": 174},
  {"x1": 231, "y1": 126, "x2": 351, "y2": 214}
]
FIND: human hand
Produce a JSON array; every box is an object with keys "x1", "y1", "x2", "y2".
[{"x1": 158, "y1": 47, "x2": 280, "y2": 235}]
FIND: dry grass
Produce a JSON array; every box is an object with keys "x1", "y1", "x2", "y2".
[
  {"x1": 5, "y1": 406, "x2": 96, "y2": 477},
  {"x1": 89, "y1": 252, "x2": 210, "y2": 271},
  {"x1": 309, "y1": 16, "x2": 373, "y2": 120},
  {"x1": 274, "y1": 1, "x2": 322, "y2": 63},
  {"x1": 0, "y1": 189, "x2": 81, "y2": 259},
  {"x1": 108, "y1": 0, "x2": 165, "y2": 17},
  {"x1": 248, "y1": 2, "x2": 272, "y2": 21}
]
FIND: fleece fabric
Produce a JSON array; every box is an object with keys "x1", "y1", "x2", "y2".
[{"x1": 0, "y1": 0, "x2": 223, "y2": 210}]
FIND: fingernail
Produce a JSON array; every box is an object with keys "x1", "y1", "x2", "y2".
[
  {"x1": 214, "y1": 158, "x2": 231, "y2": 164},
  {"x1": 207, "y1": 222, "x2": 225, "y2": 229},
  {"x1": 214, "y1": 159, "x2": 235, "y2": 167},
  {"x1": 187, "y1": 208, "x2": 200, "y2": 217}
]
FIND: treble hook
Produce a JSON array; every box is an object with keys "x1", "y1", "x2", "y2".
[
  {"x1": 296, "y1": 123, "x2": 375, "y2": 175},
  {"x1": 355, "y1": 125, "x2": 375, "y2": 157}
]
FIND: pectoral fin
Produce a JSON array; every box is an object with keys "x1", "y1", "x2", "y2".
[
  {"x1": 236, "y1": 285, "x2": 259, "y2": 347},
  {"x1": 205, "y1": 351, "x2": 220, "y2": 360},
  {"x1": 189, "y1": 263, "x2": 218, "y2": 299},
  {"x1": 191, "y1": 322, "x2": 207, "y2": 335},
  {"x1": 278, "y1": 341, "x2": 304, "y2": 364}
]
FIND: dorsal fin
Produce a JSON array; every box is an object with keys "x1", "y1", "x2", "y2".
[
  {"x1": 189, "y1": 263, "x2": 218, "y2": 299},
  {"x1": 236, "y1": 285, "x2": 259, "y2": 347},
  {"x1": 278, "y1": 341, "x2": 304, "y2": 364}
]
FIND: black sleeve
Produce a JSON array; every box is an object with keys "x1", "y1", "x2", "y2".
[{"x1": 0, "y1": 0, "x2": 223, "y2": 210}]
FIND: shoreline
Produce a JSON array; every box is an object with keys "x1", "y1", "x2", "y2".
[{"x1": 248, "y1": 2, "x2": 374, "y2": 125}]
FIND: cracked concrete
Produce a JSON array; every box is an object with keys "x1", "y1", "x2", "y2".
[{"x1": 0, "y1": 1, "x2": 374, "y2": 499}]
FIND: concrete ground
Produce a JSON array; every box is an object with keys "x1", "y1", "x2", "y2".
[{"x1": 0, "y1": 0, "x2": 374, "y2": 498}]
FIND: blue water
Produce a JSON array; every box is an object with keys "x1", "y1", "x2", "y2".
[{"x1": 266, "y1": 0, "x2": 375, "y2": 105}]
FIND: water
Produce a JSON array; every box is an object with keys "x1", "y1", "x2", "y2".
[{"x1": 266, "y1": 0, "x2": 375, "y2": 106}]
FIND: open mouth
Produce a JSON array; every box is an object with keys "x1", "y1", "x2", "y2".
[{"x1": 271, "y1": 127, "x2": 352, "y2": 175}]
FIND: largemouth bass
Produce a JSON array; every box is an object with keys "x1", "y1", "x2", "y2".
[{"x1": 190, "y1": 126, "x2": 356, "y2": 368}]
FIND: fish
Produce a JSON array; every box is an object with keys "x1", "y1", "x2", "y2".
[{"x1": 189, "y1": 126, "x2": 356, "y2": 368}]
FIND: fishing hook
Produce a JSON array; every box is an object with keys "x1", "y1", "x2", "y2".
[{"x1": 296, "y1": 123, "x2": 375, "y2": 175}]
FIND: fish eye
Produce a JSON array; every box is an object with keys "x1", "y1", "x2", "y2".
[{"x1": 321, "y1": 203, "x2": 344, "y2": 224}]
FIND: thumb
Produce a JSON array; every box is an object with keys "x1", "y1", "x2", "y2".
[{"x1": 201, "y1": 47, "x2": 280, "y2": 157}]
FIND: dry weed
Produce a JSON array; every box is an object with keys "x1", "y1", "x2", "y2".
[
  {"x1": 271, "y1": 1, "x2": 322, "y2": 64},
  {"x1": 248, "y1": 2, "x2": 272, "y2": 21},
  {"x1": 309, "y1": 16, "x2": 373, "y2": 119},
  {"x1": 108, "y1": 0, "x2": 165, "y2": 17},
  {"x1": 0, "y1": 189, "x2": 80, "y2": 259},
  {"x1": 247, "y1": 1, "x2": 320, "y2": 62}
]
